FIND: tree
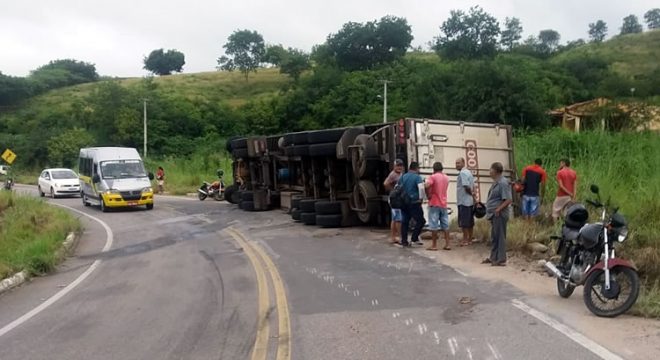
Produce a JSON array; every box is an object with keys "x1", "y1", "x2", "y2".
[
  {"x1": 500, "y1": 17, "x2": 523, "y2": 50},
  {"x1": 644, "y1": 8, "x2": 660, "y2": 29},
  {"x1": 620, "y1": 15, "x2": 643, "y2": 35},
  {"x1": 48, "y1": 128, "x2": 95, "y2": 167},
  {"x1": 217, "y1": 30, "x2": 266, "y2": 81},
  {"x1": 588, "y1": 20, "x2": 608, "y2": 42},
  {"x1": 322, "y1": 16, "x2": 413, "y2": 70},
  {"x1": 433, "y1": 6, "x2": 500, "y2": 59},
  {"x1": 143, "y1": 49, "x2": 185, "y2": 76},
  {"x1": 35, "y1": 59, "x2": 98, "y2": 82},
  {"x1": 264, "y1": 45, "x2": 288, "y2": 66},
  {"x1": 280, "y1": 49, "x2": 311, "y2": 81},
  {"x1": 537, "y1": 29, "x2": 561, "y2": 54}
]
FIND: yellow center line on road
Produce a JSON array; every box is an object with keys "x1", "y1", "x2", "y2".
[
  {"x1": 225, "y1": 228, "x2": 270, "y2": 360},
  {"x1": 226, "y1": 227, "x2": 292, "y2": 360}
]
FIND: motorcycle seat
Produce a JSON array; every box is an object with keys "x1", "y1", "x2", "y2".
[{"x1": 562, "y1": 226, "x2": 580, "y2": 241}]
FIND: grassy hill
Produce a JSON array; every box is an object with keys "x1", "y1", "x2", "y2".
[
  {"x1": 552, "y1": 29, "x2": 660, "y2": 79},
  {"x1": 23, "y1": 67, "x2": 289, "y2": 111}
]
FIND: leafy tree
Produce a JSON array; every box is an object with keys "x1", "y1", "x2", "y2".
[
  {"x1": 433, "y1": 6, "x2": 500, "y2": 59},
  {"x1": 620, "y1": 15, "x2": 644, "y2": 35},
  {"x1": 322, "y1": 16, "x2": 413, "y2": 70},
  {"x1": 217, "y1": 29, "x2": 266, "y2": 81},
  {"x1": 264, "y1": 45, "x2": 311, "y2": 81},
  {"x1": 537, "y1": 29, "x2": 561, "y2": 54},
  {"x1": 264, "y1": 45, "x2": 288, "y2": 66},
  {"x1": 644, "y1": 8, "x2": 660, "y2": 29},
  {"x1": 48, "y1": 128, "x2": 95, "y2": 167},
  {"x1": 500, "y1": 17, "x2": 523, "y2": 50},
  {"x1": 588, "y1": 20, "x2": 608, "y2": 42},
  {"x1": 143, "y1": 49, "x2": 185, "y2": 76},
  {"x1": 29, "y1": 59, "x2": 99, "y2": 92},
  {"x1": 280, "y1": 49, "x2": 311, "y2": 81},
  {"x1": 0, "y1": 72, "x2": 33, "y2": 106}
]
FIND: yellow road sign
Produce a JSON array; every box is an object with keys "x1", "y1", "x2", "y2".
[{"x1": 1, "y1": 149, "x2": 17, "y2": 165}]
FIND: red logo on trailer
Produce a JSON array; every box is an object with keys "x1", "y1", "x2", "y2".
[{"x1": 465, "y1": 140, "x2": 480, "y2": 202}]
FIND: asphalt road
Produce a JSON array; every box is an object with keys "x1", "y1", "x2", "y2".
[{"x1": 0, "y1": 188, "x2": 615, "y2": 360}]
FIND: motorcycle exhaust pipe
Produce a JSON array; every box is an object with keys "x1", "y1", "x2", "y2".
[
  {"x1": 197, "y1": 189, "x2": 209, "y2": 196},
  {"x1": 543, "y1": 261, "x2": 565, "y2": 279}
]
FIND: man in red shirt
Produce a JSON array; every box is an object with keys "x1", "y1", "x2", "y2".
[
  {"x1": 552, "y1": 158, "x2": 577, "y2": 221},
  {"x1": 425, "y1": 162, "x2": 450, "y2": 251}
]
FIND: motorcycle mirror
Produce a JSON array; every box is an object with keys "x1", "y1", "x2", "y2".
[
  {"x1": 148, "y1": 172, "x2": 155, "y2": 180},
  {"x1": 590, "y1": 184, "x2": 599, "y2": 194}
]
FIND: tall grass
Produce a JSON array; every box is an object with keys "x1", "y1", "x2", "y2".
[
  {"x1": 0, "y1": 192, "x2": 80, "y2": 279},
  {"x1": 515, "y1": 128, "x2": 660, "y2": 317}
]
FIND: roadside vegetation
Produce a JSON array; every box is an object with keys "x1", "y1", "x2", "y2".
[{"x1": 0, "y1": 192, "x2": 80, "y2": 279}]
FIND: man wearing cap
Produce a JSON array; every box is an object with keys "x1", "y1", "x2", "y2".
[{"x1": 384, "y1": 159, "x2": 405, "y2": 244}]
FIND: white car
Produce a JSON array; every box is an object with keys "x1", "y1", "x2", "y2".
[
  {"x1": 38, "y1": 168, "x2": 81, "y2": 198},
  {"x1": 0, "y1": 165, "x2": 9, "y2": 175}
]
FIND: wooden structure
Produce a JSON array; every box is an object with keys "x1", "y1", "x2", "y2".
[{"x1": 548, "y1": 98, "x2": 610, "y2": 132}]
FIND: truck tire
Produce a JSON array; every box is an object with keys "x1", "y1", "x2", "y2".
[
  {"x1": 269, "y1": 191, "x2": 281, "y2": 208},
  {"x1": 226, "y1": 136, "x2": 239, "y2": 152},
  {"x1": 230, "y1": 189, "x2": 241, "y2": 204},
  {"x1": 354, "y1": 180, "x2": 379, "y2": 224},
  {"x1": 315, "y1": 200, "x2": 342, "y2": 215},
  {"x1": 241, "y1": 201, "x2": 255, "y2": 211},
  {"x1": 309, "y1": 143, "x2": 338, "y2": 157},
  {"x1": 231, "y1": 138, "x2": 248, "y2": 149},
  {"x1": 291, "y1": 208, "x2": 302, "y2": 221},
  {"x1": 316, "y1": 214, "x2": 343, "y2": 228},
  {"x1": 291, "y1": 197, "x2": 303, "y2": 210},
  {"x1": 267, "y1": 136, "x2": 281, "y2": 152},
  {"x1": 300, "y1": 199, "x2": 317, "y2": 213},
  {"x1": 301, "y1": 212, "x2": 317, "y2": 225},
  {"x1": 307, "y1": 128, "x2": 345, "y2": 144},
  {"x1": 352, "y1": 134, "x2": 378, "y2": 178},
  {"x1": 336, "y1": 127, "x2": 365, "y2": 160},
  {"x1": 224, "y1": 185, "x2": 238, "y2": 204},
  {"x1": 292, "y1": 132, "x2": 309, "y2": 145},
  {"x1": 241, "y1": 191, "x2": 254, "y2": 202},
  {"x1": 233, "y1": 148, "x2": 249, "y2": 159},
  {"x1": 292, "y1": 145, "x2": 310, "y2": 156}
]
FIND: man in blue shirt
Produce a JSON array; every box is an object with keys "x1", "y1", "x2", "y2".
[{"x1": 398, "y1": 162, "x2": 425, "y2": 247}]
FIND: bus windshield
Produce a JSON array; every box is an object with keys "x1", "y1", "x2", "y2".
[{"x1": 101, "y1": 160, "x2": 147, "y2": 179}]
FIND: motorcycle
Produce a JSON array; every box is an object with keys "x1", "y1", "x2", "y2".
[
  {"x1": 197, "y1": 170, "x2": 225, "y2": 201},
  {"x1": 3, "y1": 178, "x2": 13, "y2": 191},
  {"x1": 544, "y1": 184, "x2": 640, "y2": 317}
]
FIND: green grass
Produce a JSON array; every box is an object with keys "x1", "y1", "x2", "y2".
[
  {"x1": 23, "y1": 68, "x2": 289, "y2": 112},
  {"x1": 515, "y1": 128, "x2": 660, "y2": 317},
  {"x1": 0, "y1": 192, "x2": 80, "y2": 279},
  {"x1": 144, "y1": 150, "x2": 234, "y2": 196},
  {"x1": 552, "y1": 30, "x2": 660, "y2": 79}
]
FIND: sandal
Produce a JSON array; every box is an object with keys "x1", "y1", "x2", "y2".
[
  {"x1": 481, "y1": 258, "x2": 492, "y2": 264},
  {"x1": 443, "y1": 247, "x2": 451, "y2": 251},
  {"x1": 426, "y1": 247, "x2": 438, "y2": 251}
]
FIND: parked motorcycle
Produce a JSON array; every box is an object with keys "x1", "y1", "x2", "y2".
[
  {"x1": 544, "y1": 184, "x2": 639, "y2": 317},
  {"x1": 197, "y1": 170, "x2": 225, "y2": 201},
  {"x1": 3, "y1": 178, "x2": 13, "y2": 191}
]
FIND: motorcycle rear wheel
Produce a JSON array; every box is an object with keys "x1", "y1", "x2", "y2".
[
  {"x1": 557, "y1": 278, "x2": 576, "y2": 298},
  {"x1": 213, "y1": 192, "x2": 224, "y2": 201},
  {"x1": 583, "y1": 266, "x2": 640, "y2": 318}
]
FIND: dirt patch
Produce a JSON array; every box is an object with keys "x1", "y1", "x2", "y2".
[{"x1": 412, "y1": 234, "x2": 660, "y2": 360}]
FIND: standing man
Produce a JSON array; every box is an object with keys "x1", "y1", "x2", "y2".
[
  {"x1": 552, "y1": 159, "x2": 577, "y2": 222},
  {"x1": 455, "y1": 158, "x2": 475, "y2": 246},
  {"x1": 483, "y1": 162, "x2": 512, "y2": 266},
  {"x1": 384, "y1": 159, "x2": 405, "y2": 244},
  {"x1": 425, "y1": 162, "x2": 450, "y2": 251},
  {"x1": 521, "y1": 158, "x2": 547, "y2": 220},
  {"x1": 156, "y1": 166, "x2": 165, "y2": 194},
  {"x1": 399, "y1": 162, "x2": 425, "y2": 247}
]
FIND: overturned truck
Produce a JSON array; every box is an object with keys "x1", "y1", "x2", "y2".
[{"x1": 225, "y1": 118, "x2": 515, "y2": 228}]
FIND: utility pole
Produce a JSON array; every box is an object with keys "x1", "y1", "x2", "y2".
[
  {"x1": 143, "y1": 99, "x2": 148, "y2": 158},
  {"x1": 380, "y1": 80, "x2": 391, "y2": 124}
]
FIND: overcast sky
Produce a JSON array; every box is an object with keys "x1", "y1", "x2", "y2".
[{"x1": 0, "y1": 0, "x2": 656, "y2": 77}]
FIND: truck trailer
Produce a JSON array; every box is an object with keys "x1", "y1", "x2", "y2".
[{"x1": 225, "y1": 118, "x2": 515, "y2": 228}]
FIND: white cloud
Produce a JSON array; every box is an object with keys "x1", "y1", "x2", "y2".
[{"x1": 0, "y1": 0, "x2": 656, "y2": 77}]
